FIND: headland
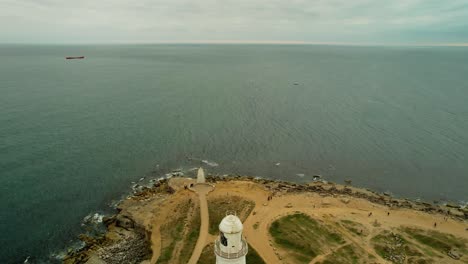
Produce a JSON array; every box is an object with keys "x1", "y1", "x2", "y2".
[{"x1": 64, "y1": 173, "x2": 468, "y2": 264}]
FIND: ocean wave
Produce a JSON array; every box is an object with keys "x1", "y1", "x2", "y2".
[
  {"x1": 82, "y1": 213, "x2": 104, "y2": 226},
  {"x1": 201, "y1": 159, "x2": 219, "y2": 167}
]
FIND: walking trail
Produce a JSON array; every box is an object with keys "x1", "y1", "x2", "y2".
[{"x1": 187, "y1": 168, "x2": 214, "y2": 264}]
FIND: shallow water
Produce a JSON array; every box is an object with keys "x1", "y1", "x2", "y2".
[{"x1": 1, "y1": 44, "x2": 467, "y2": 262}]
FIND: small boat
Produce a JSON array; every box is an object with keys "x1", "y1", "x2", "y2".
[{"x1": 65, "y1": 56, "x2": 85, "y2": 60}]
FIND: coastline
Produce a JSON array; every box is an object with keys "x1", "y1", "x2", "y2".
[{"x1": 63, "y1": 173, "x2": 468, "y2": 263}]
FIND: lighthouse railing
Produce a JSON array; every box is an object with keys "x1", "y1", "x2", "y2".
[{"x1": 214, "y1": 239, "x2": 248, "y2": 259}]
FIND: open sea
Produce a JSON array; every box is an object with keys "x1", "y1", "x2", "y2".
[{"x1": 1, "y1": 44, "x2": 467, "y2": 263}]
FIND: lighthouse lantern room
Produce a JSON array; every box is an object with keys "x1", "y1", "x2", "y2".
[{"x1": 214, "y1": 213, "x2": 248, "y2": 264}]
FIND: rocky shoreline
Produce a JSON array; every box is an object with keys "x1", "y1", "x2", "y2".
[{"x1": 63, "y1": 174, "x2": 468, "y2": 263}]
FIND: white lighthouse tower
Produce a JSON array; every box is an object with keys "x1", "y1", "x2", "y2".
[{"x1": 214, "y1": 214, "x2": 248, "y2": 264}]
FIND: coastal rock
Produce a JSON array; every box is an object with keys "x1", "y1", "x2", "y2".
[
  {"x1": 97, "y1": 231, "x2": 152, "y2": 264},
  {"x1": 115, "y1": 215, "x2": 135, "y2": 229},
  {"x1": 448, "y1": 249, "x2": 461, "y2": 260},
  {"x1": 448, "y1": 208, "x2": 464, "y2": 218},
  {"x1": 103, "y1": 216, "x2": 116, "y2": 227},
  {"x1": 340, "y1": 198, "x2": 350, "y2": 204},
  {"x1": 321, "y1": 198, "x2": 331, "y2": 206}
]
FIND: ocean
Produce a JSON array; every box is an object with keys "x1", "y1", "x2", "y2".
[{"x1": 1, "y1": 44, "x2": 467, "y2": 263}]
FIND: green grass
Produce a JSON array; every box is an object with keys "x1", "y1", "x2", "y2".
[
  {"x1": 179, "y1": 206, "x2": 201, "y2": 263},
  {"x1": 246, "y1": 243, "x2": 266, "y2": 264},
  {"x1": 198, "y1": 243, "x2": 265, "y2": 264},
  {"x1": 207, "y1": 196, "x2": 255, "y2": 235},
  {"x1": 401, "y1": 227, "x2": 468, "y2": 255},
  {"x1": 157, "y1": 198, "x2": 199, "y2": 264},
  {"x1": 371, "y1": 230, "x2": 431, "y2": 264},
  {"x1": 198, "y1": 243, "x2": 216, "y2": 264},
  {"x1": 157, "y1": 218, "x2": 185, "y2": 263},
  {"x1": 340, "y1": 219, "x2": 367, "y2": 236},
  {"x1": 269, "y1": 213, "x2": 345, "y2": 263},
  {"x1": 317, "y1": 244, "x2": 362, "y2": 264}
]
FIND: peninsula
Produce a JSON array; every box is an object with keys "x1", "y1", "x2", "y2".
[{"x1": 64, "y1": 169, "x2": 468, "y2": 264}]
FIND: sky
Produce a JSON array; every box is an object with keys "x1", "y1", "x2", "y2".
[{"x1": 1, "y1": 0, "x2": 468, "y2": 45}]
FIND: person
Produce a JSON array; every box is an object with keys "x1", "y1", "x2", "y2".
[
  {"x1": 434, "y1": 222, "x2": 437, "y2": 228},
  {"x1": 387, "y1": 212, "x2": 390, "y2": 216}
]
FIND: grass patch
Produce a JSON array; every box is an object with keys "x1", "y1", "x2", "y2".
[
  {"x1": 198, "y1": 243, "x2": 265, "y2": 264},
  {"x1": 246, "y1": 243, "x2": 266, "y2": 264},
  {"x1": 269, "y1": 213, "x2": 345, "y2": 263},
  {"x1": 207, "y1": 196, "x2": 255, "y2": 235},
  {"x1": 198, "y1": 243, "x2": 216, "y2": 264},
  {"x1": 253, "y1": 222, "x2": 259, "y2": 230},
  {"x1": 340, "y1": 219, "x2": 368, "y2": 237},
  {"x1": 157, "y1": 198, "x2": 199, "y2": 264},
  {"x1": 371, "y1": 230, "x2": 432, "y2": 264},
  {"x1": 317, "y1": 244, "x2": 366, "y2": 264},
  {"x1": 178, "y1": 205, "x2": 201, "y2": 263},
  {"x1": 401, "y1": 227, "x2": 468, "y2": 256}
]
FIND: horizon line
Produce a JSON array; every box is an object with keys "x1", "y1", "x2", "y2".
[{"x1": 1, "y1": 40, "x2": 468, "y2": 47}]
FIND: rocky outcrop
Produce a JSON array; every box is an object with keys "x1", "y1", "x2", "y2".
[
  {"x1": 206, "y1": 174, "x2": 467, "y2": 221},
  {"x1": 63, "y1": 178, "x2": 174, "y2": 264}
]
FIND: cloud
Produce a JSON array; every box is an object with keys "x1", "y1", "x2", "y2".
[{"x1": 1, "y1": 0, "x2": 468, "y2": 44}]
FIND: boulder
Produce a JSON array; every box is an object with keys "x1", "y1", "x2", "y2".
[
  {"x1": 103, "y1": 216, "x2": 116, "y2": 227},
  {"x1": 115, "y1": 215, "x2": 135, "y2": 229},
  {"x1": 446, "y1": 203, "x2": 461, "y2": 209},
  {"x1": 321, "y1": 198, "x2": 331, "y2": 206},
  {"x1": 340, "y1": 198, "x2": 350, "y2": 204},
  {"x1": 449, "y1": 208, "x2": 465, "y2": 218},
  {"x1": 448, "y1": 249, "x2": 461, "y2": 260}
]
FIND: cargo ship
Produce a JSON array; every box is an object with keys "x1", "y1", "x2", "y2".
[{"x1": 65, "y1": 56, "x2": 85, "y2": 60}]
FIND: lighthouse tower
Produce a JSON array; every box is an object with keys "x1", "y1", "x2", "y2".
[{"x1": 214, "y1": 214, "x2": 248, "y2": 264}]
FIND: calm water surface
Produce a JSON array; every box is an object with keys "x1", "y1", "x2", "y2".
[{"x1": 1, "y1": 44, "x2": 467, "y2": 262}]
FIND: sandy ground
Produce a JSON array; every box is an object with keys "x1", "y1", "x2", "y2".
[
  {"x1": 95, "y1": 177, "x2": 467, "y2": 264},
  {"x1": 198, "y1": 180, "x2": 467, "y2": 264}
]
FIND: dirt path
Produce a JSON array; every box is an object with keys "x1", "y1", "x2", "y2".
[
  {"x1": 209, "y1": 181, "x2": 468, "y2": 264},
  {"x1": 140, "y1": 178, "x2": 466, "y2": 264},
  {"x1": 187, "y1": 184, "x2": 213, "y2": 264}
]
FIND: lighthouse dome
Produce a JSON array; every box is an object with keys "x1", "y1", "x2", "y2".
[{"x1": 219, "y1": 215, "x2": 243, "y2": 234}]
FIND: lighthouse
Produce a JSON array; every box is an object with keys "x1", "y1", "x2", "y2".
[{"x1": 214, "y1": 214, "x2": 248, "y2": 264}]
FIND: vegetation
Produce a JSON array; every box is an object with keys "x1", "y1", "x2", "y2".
[
  {"x1": 179, "y1": 205, "x2": 201, "y2": 263},
  {"x1": 198, "y1": 243, "x2": 265, "y2": 264},
  {"x1": 317, "y1": 244, "x2": 373, "y2": 264},
  {"x1": 340, "y1": 219, "x2": 368, "y2": 237},
  {"x1": 253, "y1": 222, "x2": 259, "y2": 230},
  {"x1": 157, "y1": 198, "x2": 200, "y2": 263},
  {"x1": 198, "y1": 244, "x2": 216, "y2": 264},
  {"x1": 207, "y1": 195, "x2": 255, "y2": 234},
  {"x1": 269, "y1": 213, "x2": 345, "y2": 263},
  {"x1": 401, "y1": 227, "x2": 468, "y2": 259},
  {"x1": 371, "y1": 230, "x2": 430, "y2": 264}
]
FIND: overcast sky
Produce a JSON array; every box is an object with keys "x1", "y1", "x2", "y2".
[{"x1": 1, "y1": 0, "x2": 468, "y2": 44}]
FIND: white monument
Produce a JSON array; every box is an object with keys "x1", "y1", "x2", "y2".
[
  {"x1": 197, "y1": 167, "x2": 206, "y2": 184},
  {"x1": 214, "y1": 214, "x2": 248, "y2": 264}
]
